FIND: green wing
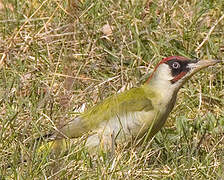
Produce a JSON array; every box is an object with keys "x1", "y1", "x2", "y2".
[
  {"x1": 59, "y1": 86, "x2": 155, "y2": 138},
  {"x1": 54, "y1": 86, "x2": 156, "y2": 140}
]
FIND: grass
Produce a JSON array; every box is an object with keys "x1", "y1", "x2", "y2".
[{"x1": 0, "y1": 0, "x2": 224, "y2": 179}]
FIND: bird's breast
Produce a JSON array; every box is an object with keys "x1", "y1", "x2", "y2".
[{"x1": 85, "y1": 91, "x2": 178, "y2": 149}]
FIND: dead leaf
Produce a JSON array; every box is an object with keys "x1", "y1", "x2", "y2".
[
  {"x1": 0, "y1": 0, "x2": 14, "y2": 11},
  {"x1": 101, "y1": 23, "x2": 113, "y2": 36}
]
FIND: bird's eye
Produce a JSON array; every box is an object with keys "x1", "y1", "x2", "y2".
[{"x1": 172, "y1": 62, "x2": 180, "y2": 69}]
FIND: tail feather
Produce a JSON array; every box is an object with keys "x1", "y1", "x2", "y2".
[
  {"x1": 37, "y1": 138, "x2": 72, "y2": 155},
  {"x1": 36, "y1": 133, "x2": 55, "y2": 142},
  {"x1": 36, "y1": 132, "x2": 72, "y2": 155}
]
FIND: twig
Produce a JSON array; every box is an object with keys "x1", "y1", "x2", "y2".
[
  {"x1": 195, "y1": 14, "x2": 224, "y2": 53},
  {"x1": 206, "y1": 134, "x2": 224, "y2": 159}
]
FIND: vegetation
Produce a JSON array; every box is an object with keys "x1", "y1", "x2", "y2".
[{"x1": 0, "y1": 0, "x2": 223, "y2": 179}]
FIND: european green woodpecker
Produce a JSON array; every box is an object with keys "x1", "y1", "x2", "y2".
[{"x1": 39, "y1": 56, "x2": 220, "y2": 152}]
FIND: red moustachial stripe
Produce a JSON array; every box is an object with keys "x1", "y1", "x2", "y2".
[
  {"x1": 170, "y1": 71, "x2": 187, "y2": 84},
  {"x1": 146, "y1": 56, "x2": 189, "y2": 83}
]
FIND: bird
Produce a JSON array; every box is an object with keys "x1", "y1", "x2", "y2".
[{"x1": 38, "y1": 56, "x2": 220, "y2": 153}]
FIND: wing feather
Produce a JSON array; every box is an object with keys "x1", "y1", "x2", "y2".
[{"x1": 59, "y1": 87, "x2": 155, "y2": 139}]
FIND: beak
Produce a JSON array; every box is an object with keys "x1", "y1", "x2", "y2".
[{"x1": 188, "y1": 59, "x2": 221, "y2": 74}]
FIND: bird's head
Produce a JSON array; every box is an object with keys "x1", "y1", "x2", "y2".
[{"x1": 146, "y1": 56, "x2": 220, "y2": 91}]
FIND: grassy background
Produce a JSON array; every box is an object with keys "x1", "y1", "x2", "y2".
[{"x1": 0, "y1": 0, "x2": 224, "y2": 179}]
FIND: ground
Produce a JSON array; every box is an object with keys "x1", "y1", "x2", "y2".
[{"x1": 0, "y1": 0, "x2": 224, "y2": 179}]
